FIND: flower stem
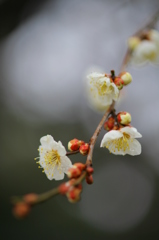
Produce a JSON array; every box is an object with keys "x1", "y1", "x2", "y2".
[
  {"x1": 66, "y1": 150, "x2": 80, "y2": 156},
  {"x1": 86, "y1": 101, "x2": 115, "y2": 166}
]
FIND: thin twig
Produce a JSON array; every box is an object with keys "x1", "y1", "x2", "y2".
[
  {"x1": 134, "y1": 9, "x2": 159, "y2": 37},
  {"x1": 12, "y1": 9, "x2": 159, "y2": 213},
  {"x1": 34, "y1": 171, "x2": 86, "y2": 205},
  {"x1": 86, "y1": 101, "x2": 115, "y2": 166},
  {"x1": 66, "y1": 150, "x2": 79, "y2": 156}
]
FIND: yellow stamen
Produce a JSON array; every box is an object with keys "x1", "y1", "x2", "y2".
[
  {"x1": 106, "y1": 133, "x2": 132, "y2": 153},
  {"x1": 43, "y1": 149, "x2": 62, "y2": 174}
]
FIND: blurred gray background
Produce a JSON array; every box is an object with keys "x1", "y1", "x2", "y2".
[{"x1": 0, "y1": 0, "x2": 159, "y2": 239}]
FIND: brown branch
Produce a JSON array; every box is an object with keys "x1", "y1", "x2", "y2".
[
  {"x1": 134, "y1": 9, "x2": 159, "y2": 37},
  {"x1": 66, "y1": 150, "x2": 79, "y2": 156},
  {"x1": 12, "y1": 9, "x2": 159, "y2": 217},
  {"x1": 120, "y1": 49, "x2": 132, "y2": 72},
  {"x1": 35, "y1": 171, "x2": 86, "y2": 204},
  {"x1": 86, "y1": 101, "x2": 115, "y2": 166}
]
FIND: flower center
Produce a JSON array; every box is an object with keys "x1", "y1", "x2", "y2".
[
  {"x1": 99, "y1": 81, "x2": 107, "y2": 95},
  {"x1": 106, "y1": 132, "x2": 132, "y2": 153},
  {"x1": 44, "y1": 149, "x2": 61, "y2": 166},
  {"x1": 96, "y1": 81, "x2": 113, "y2": 96}
]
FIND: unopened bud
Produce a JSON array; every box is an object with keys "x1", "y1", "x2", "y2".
[
  {"x1": 86, "y1": 175, "x2": 93, "y2": 184},
  {"x1": 128, "y1": 36, "x2": 140, "y2": 50},
  {"x1": 67, "y1": 165, "x2": 81, "y2": 178},
  {"x1": 76, "y1": 183, "x2": 82, "y2": 190},
  {"x1": 66, "y1": 187, "x2": 82, "y2": 203},
  {"x1": 59, "y1": 182, "x2": 71, "y2": 195},
  {"x1": 117, "y1": 111, "x2": 131, "y2": 125},
  {"x1": 119, "y1": 72, "x2": 132, "y2": 86},
  {"x1": 23, "y1": 193, "x2": 38, "y2": 205},
  {"x1": 68, "y1": 139, "x2": 84, "y2": 151},
  {"x1": 86, "y1": 166, "x2": 94, "y2": 175},
  {"x1": 79, "y1": 143, "x2": 89, "y2": 155},
  {"x1": 114, "y1": 77, "x2": 124, "y2": 90},
  {"x1": 104, "y1": 117, "x2": 115, "y2": 131},
  {"x1": 73, "y1": 163, "x2": 86, "y2": 171},
  {"x1": 13, "y1": 202, "x2": 31, "y2": 219}
]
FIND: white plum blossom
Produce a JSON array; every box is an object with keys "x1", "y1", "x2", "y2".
[
  {"x1": 37, "y1": 135, "x2": 72, "y2": 180},
  {"x1": 129, "y1": 29, "x2": 159, "y2": 65},
  {"x1": 86, "y1": 72, "x2": 119, "y2": 112},
  {"x1": 100, "y1": 126, "x2": 142, "y2": 156},
  {"x1": 131, "y1": 40, "x2": 158, "y2": 65}
]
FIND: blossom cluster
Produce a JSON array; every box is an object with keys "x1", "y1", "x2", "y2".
[
  {"x1": 101, "y1": 112, "x2": 142, "y2": 156},
  {"x1": 12, "y1": 25, "x2": 159, "y2": 219},
  {"x1": 128, "y1": 29, "x2": 159, "y2": 65},
  {"x1": 86, "y1": 71, "x2": 132, "y2": 112}
]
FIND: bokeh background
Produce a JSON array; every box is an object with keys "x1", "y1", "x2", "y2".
[{"x1": 1, "y1": 0, "x2": 159, "y2": 239}]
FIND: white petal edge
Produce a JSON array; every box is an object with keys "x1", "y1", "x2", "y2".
[
  {"x1": 87, "y1": 72, "x2": 105, "y2": 80},
  {"x1": 126, "y1": 139, "x2": 141, "y2": 156},
  {"x1": 40, "y1": 135, "x2": 54, "y2": 147},
  {"x1": 100, "y1": 130, "x2": 123, "y2": 147},
  {"x1": 61, "y1": 156, "x2": 72, "y2": 173},
  {"x1": 120, "y1": 127, "x2": 142, "y2": 138}
]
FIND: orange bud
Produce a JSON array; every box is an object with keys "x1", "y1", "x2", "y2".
[
  {"x1": 73, "y1": 163, "x2": 86, "y2": 171},
  {"x1": 86, "y1": 175, "x2": 93, "y2": 184},
  {"x1": 114, "y1": 77, "x2": 124, "y2": 90},
  {"x1": 76, "y1": 183, "x2": 82, "y2": 190},
  {"x1": 119, "y1": 72, "x2": 132, "y2": 86},
  {"x1": 104, "y1": 117, "x2": 115, "y2": 131},
  {"x1": 59, "y1": 182, "x2": 71, "y2": 195},
  {"x1": 23, "y1": 193, "x2": 38, "y2": 205},
  {"x1": 79, "y1": 143, "x2": 89, "y2": 155},
  {"x1": 68, "y1": 139, "x2": 84, "y2": 151},
  {"x1": 13, "y1": 202, "x2": 31, "y2": 219},
  {"x1": 66, "y1": 187, "x2": 82, "y2": 203},
  {"x1": 117, "y1": 111, "x2": 131, "y2": 125},
  {"x1": 86, "y1": 166, "x2": 94, "y2": 175},
  {"x1": 67, "y1": 166, "x2": 81, "y2": 178}
]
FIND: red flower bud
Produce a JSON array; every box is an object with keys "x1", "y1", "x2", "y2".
[
  {"x1": 114, "y1": 77, "x2": 124, "y2": 90},
  {"x1": 66, "y1": 187, "x2": 82, "y2": 203},
  {"x1": 68, "y1": 139, "x2": 84, "y2": 151},
  {"x1": 13, "y1": 202, "x2": 31, "y2": 219},
  {"x1": 67, "y1": 166, "x2": 81, "y2": 178},
  {"x1": 79, "y1": 143, "x2": 89, "y2": 155},
  {"x1": 86, "y1": 166, "x2": 94, "y2": 175},
  {"x1": 86, "y1": 175, "x2": 93, "y2": 184},
  {"x1": 59, "y1": 182, "x2": 71, "y2": 195},
  {"x1": 104, "y1": 117, "x2": 115, "y2": 131},
  {"x1": 73, "y1": 163, "x2": 86, "y2": 171}
]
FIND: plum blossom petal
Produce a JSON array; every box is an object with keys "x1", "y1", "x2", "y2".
[
  {"x1": 100, "y1": 130, "x2": 123, "y2": 146},
  {"x1": 120, "y1": 126, "x2": 142, "y2": 138}
]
